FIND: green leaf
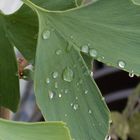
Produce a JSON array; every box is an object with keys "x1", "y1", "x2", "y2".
[
  {"x1": 23, "y1": 1, "x2": 110, "y2": 140},
  {"x1": 129, "y1": 113, "x2": 140, "y2": 140},
  {"x1": 111, "y1": 112, "x2": 129, "y2": 140},
  {"x1": 0, "y1": 16, "x2": 19, "y2": 112},
  {"x1": 31, "y1": 0, "x2": 140, "y2": 76},
  {"x1": 0, "y1": 119, "x2": 72, "y2": 140},
  {"x1": 1, "y1": 0, "x2": 76, "y2": 63}
]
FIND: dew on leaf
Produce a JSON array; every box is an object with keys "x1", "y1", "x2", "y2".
[
  {"x1": 90, "y1": 72, "x2": 93, "y2": 77},
  {"x1": 89, "y1": 49, "x2": 97, "y2": 58},
  {"x1": 76, "y1": 97, "x2": 78, "y2": 100},
  {"x1": 64, "y1": 89, "x2": 68, "y2": 94},
  {"x1": 118, "y1": 60, "x2": 126, "y2": 69},
  {"x1": 65, "y1": 114, "x2": 67, "y2": 117},
  {"x1": 46, "y1": 78, "x2": 50, "y2": 84},
  {"x1": 42, "y1": 30, "x2": 50, "y2": 40},
  {"x1": 55, "y1": 49, "x2": 62, "y2": 55},
  {"x1": 54, "y1": 82, "x2": 58, "y2": 89},
  {"x1": 52, "y1": 72, "x2": 58, "y2": 79},
  {"x1": 105, "y1": 135, "x2": 111, "y2": 140},
  {"x1": 63, "y1": 67, "x2": 74, "y2": 82},
  {"x1": 49, "y1": 91, "x2": 55, "y2": 100},
  {"x1": 129, "y1": 70, "x2": 134, "y2": 78},
  {"x1": 58, "y1": 94, "x2": 62, "y2": 98},
  {"x1": 81, "y1": 45, "x2": 89, "y2": 53},
  {"x1": 73, "y1": 104, "x2": 79, "y2": 110},
  {"x1": 88, "y1": 109, "x2": 92, "y2": 114},
  {"x1": 84, "y1": 90, "x2": 88, "y2": 95}
]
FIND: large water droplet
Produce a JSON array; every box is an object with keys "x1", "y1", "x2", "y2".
[
  {"x1": 52, "y1": 72, "x2": 58, "y2": 79},
  {"x1": 49, "y1": 91, "x2": 55, "y2": 100},
  {"x1": 73, "y1": 104, "x2": 79, "y2": 110},
  {"x1": 63, "y1": 67, "x2": 74, "y2": 82},
  {"x1": 81, "y1": 45, "x2": 89, "y2": 53},
  {"x1": 118, "y1": 60, "x2": 126, "y2": 69},
  {"x1": 46, "y1": 78, "x2": 50, "y2": 84},
  {"x1": 55, "y1": 49, "x2": 62, "y2": 55},
  {"x1": 42, "y1": 30, "x2": 50, "y2": 40},
  {"x1": 129, "y1": 70, "x2": 134, "y2": 78},
  {"x1": 89, "y1": 49, "x2": 97, "y2": 58}
]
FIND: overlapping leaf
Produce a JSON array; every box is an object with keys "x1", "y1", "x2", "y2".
[
  {"x1": 0, "y1": 16, "x2": 19, "y2": 112},
  {"x1": 0, "y1": 119, "x2": 72, "y2": 140}
]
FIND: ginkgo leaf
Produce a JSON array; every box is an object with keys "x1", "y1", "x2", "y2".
[
  {"x1": 0, "y1": 119, "x2": 72, "y2": 140},
  {"x1": 30, "y1": 0, "x2": 140, "y2": 76},
  {"x1": 23, "y1": 1, "x2": 110, "y2": 140}
]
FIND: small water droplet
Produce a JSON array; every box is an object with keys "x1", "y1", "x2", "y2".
[
  {"x1": 58, "y1": 94, "x2": 62, "y2": 98},
  {"x1": 102, "y1": 56, "x2": 105, "y2": 59},
  {"x1": 76, "y1": 97, "x2": 78, "y2": 100},
  {"x1": 109, "y1": 120, "x2": 113, "y2": 124},
  {"x1": 89, "y1": 49, "x2": 97, "y2": 58},
  {"x1": 118, "y1": 60, "x2": 126, "y2": 69},
  {"x1": 73, "y1": 104, "x2": 79, "y2": 110},
  {"x1": 55, "y1": 49, "x2": 62, "y2": 55},
  {"x1": 49, "y1": 91, "x2": 55, "y2": 100},
  {"x1": 102, "y1": 97, "x2": 105, "y2": 101},
  {"x1": 65, "y1": 114, "x2": 67, "y2": 117},
  {"x1": 52, "y1": 72, "x2": 58, "y2": 79},
  {"x1": 105, "y1": 135, "x2": 111, "y2": 140},
  {"x1": 129, "y1": 70, "x2": 134, "y2": 78},
  {"x1": 70, "y1": 35, "x2": 73, "y2": 39},
  {"x1": 46, "y1": 78, "x2": 50, "y2": 84},
  {"x1": 42, "y1": 30, "x2": 50, "y2": 40},
  {"x1": 88, "y1": 110, "x2": 92, "y2": 114},
  {"x1": 54, "y1": 82, "x2": 58, "y2": 89},
  {"x1": 70, "y1": 103, "x2": 73, "y2": 106},
  {"x1": 63, "y1": 67, "x2": 74, "y2": 82},
  {"x1": 84, "y1": 90, "x2": 88, "y2": 94},
  {"x1": 64, "y1": 89, "x2": 68, "y2": 94},
  {"x1": 81, "y1": 45, "x2": 89, "y2": 53},
  {"x1": 90, "y1": 72, "x2": 93, "y2": 77}
]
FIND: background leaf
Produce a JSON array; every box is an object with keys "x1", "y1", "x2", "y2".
[
  {"x1": 0, "y1": 15, "x2": 19, "y2": 112},
  {"x1": 0, "y1": 119, "x2": 72, "y2": 140}
]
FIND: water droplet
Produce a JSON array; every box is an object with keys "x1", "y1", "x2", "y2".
[
  {"x1": 64, "y1": 89, "x2": 68, "y2": 94},
  {"x1": 88, "y1": 110, "x2": 92, "y2": 114},
  {"x1": 55, "y1": 49, "x2": 62, "y2": 55},
  {"x1": 129, "y1": 70, "x2": 134, "y2": 78},
  {"x1": 102, "y1": 56, "x2": 105, "y2": 59},
  {"x1": 63, "y1": 67, "x2": 74, "y2": 82},
  {"x1": 46, "y1": 78, "x2": 50, "y2": 84},
  {"x1": 42, "y1": 30, "x2": 50, "y2": 40},
  {"x1": 102, "y1": 97, "x2": 105, "y2": 101},
  {"x1": 58, "y1": 94, "x2": 62, "y2": 98},
  {"x1": 49, "y1": 91, "x2": 55, "y2": 100},
  {"x1": 89, "y1": 49, "x2": 97, "y2": 58},
  {"x1": 65, "y1": 114, "x2": 67, "y2": 117},
  {"x1": 109, "y1": 120, "x2": 113, "y2": 124},
  {"x1": 81, "y1": 45, "x2": 89, "y2": 53},
  {"x1": 52, "y1": 72, "x2": 58, "y2": 79},
  {"x1": 70, "y1": 35, "x2": 73, "y2": 39},
  {"x1": 105, "y1": 135, "x2": 111, "y2": 140},
  {"x1": 84, "y1": 90, "x2": 88, "y2": 94},
  {"x1": 54, "y1": 82, "x2": 58, "y2": 89},
  {"x1": 76, "y1": 97, "x2": 78, "y2": 100},
  {"x1": 70, "y1": 103, "x2": 73, "y2": 106},
  {"x1": 73, "y1": 104, "x2": 79, "y2": 110},
  {"x1": 118, "y1": 60, "x2": 126, "y2": 69},
  {"x1": 90, "y1": 72, "x2": 93, "y2": 77}
]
